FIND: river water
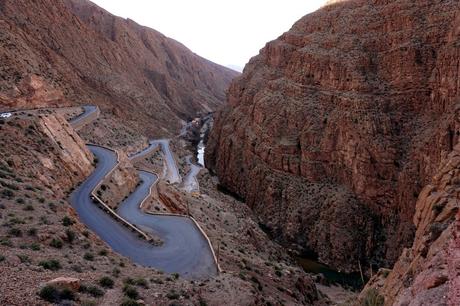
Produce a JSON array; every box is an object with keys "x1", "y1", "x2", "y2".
[
  {"x1": 197, "y1": 139, "x2": 205, "y2": 166},
  {"x1": 196, "y1": 115, "x2": 212, "y2": 167},
  {"x1": 296, "y1": 256, "x2": 365, "y2": 290}
]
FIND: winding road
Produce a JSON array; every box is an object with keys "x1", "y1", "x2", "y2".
[
  {"x1": 129, "y1": 139, "x2": 181, "y2": 184},
  {"x1": 151, "y1": 139, "x2": 181, "y2": 184},
  {"x1": 68, "y1": 107, "x2": 217, "y2": 279},
  {"x1": 68, "y1": 105, "x2": 98, "y2": 125}
]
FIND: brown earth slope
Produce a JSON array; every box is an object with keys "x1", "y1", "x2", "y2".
[
  {"x1": 0, "y1": 110, "x2": 325, "y2": 306},
  {"x1": 0, "y1": 0, "x2": 238, "y2": 136},
  {"x1": 207, "y1": 0, "x2": 460, "y2": 274}
]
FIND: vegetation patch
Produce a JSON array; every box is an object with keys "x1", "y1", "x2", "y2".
[
  {"x1": 38, "y1": 285, "x2": 75, "y2": 303},
  {"x1": 38, "y1": 259, "x2": 61, "y2": 271}
]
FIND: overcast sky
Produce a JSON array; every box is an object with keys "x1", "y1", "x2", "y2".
[{"x1": 90, "y1": 0, "x2": 326, "y2": 71}]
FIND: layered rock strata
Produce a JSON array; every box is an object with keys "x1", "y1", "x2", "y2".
[{"x1": 207, "y1": 0, "x2": 460, "y2": 272}]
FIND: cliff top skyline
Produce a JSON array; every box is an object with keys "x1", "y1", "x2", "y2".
[{"x1": 90, "y1": 0, "x2": 326, "y2": 70}]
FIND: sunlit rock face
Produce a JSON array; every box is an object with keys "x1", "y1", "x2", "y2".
[{"x1": 207, "y1": 0, "x2": 460, "y2": 275}]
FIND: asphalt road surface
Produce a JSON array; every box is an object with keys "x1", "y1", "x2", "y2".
[{"x1": 70, "y1": 145, "x2": 217, "y2": 279}]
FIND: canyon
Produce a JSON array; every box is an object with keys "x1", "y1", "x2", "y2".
[
  {"x1": 0, "y1": 1, "x2": 324, "y2": 305},
  {"x1": 1, "y1": 0, "x2": 459, "y2": 305}
]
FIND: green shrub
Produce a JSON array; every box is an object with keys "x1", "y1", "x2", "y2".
[
  {"x1": 39, "y1": 259, "x2": 61, "y2": 271},
  {"x1": 198, "y1": 296, "x2": 208, "y2": 306},
  {"x1": 16, "y1": 198, "x2": 25, "y2": 204},
  {"x1": 166, "y1": 290, "x2": 180, "y2": 300},
  {"x1": 112, "y1": 268, "x2": 120, "y2": 277},
  {"x1": 49, "y1": 203, "x2": 57, "y2": 212},
  {"x1": 1, "y1": 182, "x2": 18, "y2": 190},
  {"x1": 123, "y1": 277, "x2": 135, "y2": 285},
  {"x1": 0, "y1": 255, "x2": 5, "y2": 262},
  {"x1": 38, "y1": 285, "x2": 75, "y2": 303},
  {"x1": 60, "y1": 288, "x2": 75, "y2": 301},
  {"x1": 134, "y1": 278, "x2": 148, "y2": 288},
  {"x1": 65, "y1": 229, "x2": 76, "y2": 244},
  {"x1": 23, "y1": 204, "x2": 34, "y2": 211},
  {"x1": 123, "y1": 285, "x2": 139, "y2": 299},
  {"x1": 30, "y1": 243, "x2": 41, "y2": 251},
  {"x1": 84, "y1": 252, "x2": 94, "y2": 261},
  {"x1": 62, "y1": 216, "x2": 74, "y2": 227},
  {"x1": 27, "y1": 228, "x2": 37, "y2": 236},
  {"x1": 38, "y1": 285, "x2": 60, "y2": 303},
  {"x1": 0, "y1": 238, "x2": 12, "y2": 247},
  {"x1": 151, "y1": 278, "x2": 164, "y2": 284},
  {"x1": 49, "y1": 238, "x2": 63, "y2": 249},
  {"x1": 98, "y1": 249, "x2": 108, "y2": 256},
  {"x1": 39, "y1": 216, "x2": 50, "y2": 225},
  {"x1": 1, "y1": 189, "x2": 14, "y2": 198},
  {"x1": 8, "y1": 217, "x2": 25, "y2": 225},
  {"x1": 17, "y1": 254, "x2": 31, "y2": 263},
  {"x1": 99, "y1": 276, "x2": 114, "y2": 288},
  {"x1": 361, "y1": 288, "x2": 384, "y2": 306},
  {"x1": 79, "y1": 284, "x2": 104, "y2": 297},
  {"x1": 8, "y1": 228, "x2": 22, "y2": 237}
]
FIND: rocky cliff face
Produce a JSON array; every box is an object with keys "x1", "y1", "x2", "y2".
[
  {"x1": 0, "y1": 0, "x2": 238, "y2": 135},
  {"x1": 0, "y1": 113, "x2": 93, "y2": 196},
  {"x1": 207, "y1": 0, "x2": 460, "y2": 273},
  {"x1": 360, "y1": 110, "x2": 460, "y2": 305}
]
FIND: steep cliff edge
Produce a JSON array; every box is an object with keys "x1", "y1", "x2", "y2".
[
  {"x1": 360, "y1": 107, "x2": 460, "y2": 304},
  {"x1": 207, "y1": 0, "x2": 460, "y2": 273},
  {"x1": 0, "y1": 0, "x2": 238, "y2": 135}
]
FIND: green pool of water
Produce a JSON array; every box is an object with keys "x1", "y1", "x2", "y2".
[{"x1": 296, "y1": 256, "x2": 365, "y2": 290}]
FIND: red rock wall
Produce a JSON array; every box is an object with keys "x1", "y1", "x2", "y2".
[{"x1": 207, "y1": 0, "x2": 460, "y2": 272}]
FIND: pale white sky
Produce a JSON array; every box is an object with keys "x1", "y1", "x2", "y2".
[{"x1": 90, "y1": 0, "x2": 326, "y2": 71}]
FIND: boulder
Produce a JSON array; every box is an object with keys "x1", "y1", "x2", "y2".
[{"x1": 46, "y1": 277, "x2": 80, "y2": 292}]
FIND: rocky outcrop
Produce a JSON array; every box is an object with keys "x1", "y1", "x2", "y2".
[
  {"x1": 360, "y1": 123, "x2": 460, "y2": 305},
  {"x1": 45, "y1": 277, "x2": 81, "y2": 292},
  {"x1": 0, "y1": 75, "x2": 69, "y2": 110},
  {"x1": 0, "y1": 0, "x2": 238, "y2": 135},
  {"x1": 39, "y1": 114, "x2": 94, "y2": 178},
  {"x1": 207, "y1": 0, "x2": 460, "y2": 272},
  {"x1": 0, "y1": 112, "x2": 93, "y2": 196},
  {"x1": 96, "y1": 151, "x2": 139, "y2": 209}
]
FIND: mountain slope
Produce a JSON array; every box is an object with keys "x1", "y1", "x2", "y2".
[
  {"x1": 0, "y1": 0, "x2": 238, "y2": 135},
  {"x1": 207, "y1": 0, "x2": 460, "y2": 276}
]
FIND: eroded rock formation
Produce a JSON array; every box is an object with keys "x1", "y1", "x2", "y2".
[
  {"x1": 0, "y1": 112, "x2": 93, "y2": 196},
  {"x1": 207, "y1": 0, "x2": 460, "y2": 273}
]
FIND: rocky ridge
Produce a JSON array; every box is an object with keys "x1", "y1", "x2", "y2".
[{"x1": 0, "y1": 0, "x2": 238, "y2": 136}]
